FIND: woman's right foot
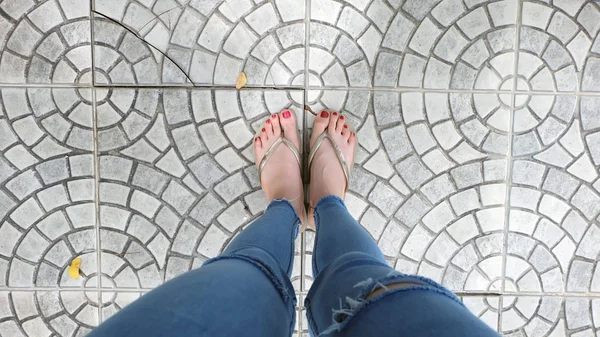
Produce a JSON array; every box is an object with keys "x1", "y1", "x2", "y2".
[{"x1": 308, "y1": 110, "x2": 357, "y2": 209}]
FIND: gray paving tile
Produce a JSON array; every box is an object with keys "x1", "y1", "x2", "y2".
[
  {"x1": 0, "y1": 88, "x2": 96, "y2": 288},
  {"x1": 500, "y1": 296, "x2": 600, "y2": 337},
  {"x1": 507, "y1": 94, "x2": 600, "y2": 295},
  {"x1": 462, "y1": 295, "x2": 501, "y2": 331},
  {"x1": 303, "y1": 89, "x2": 508, "y2": 293},
  {"x1": 517, "y1": 1, "x2": 600, "y2": 93},
  {"x1": 96, "y1": 88, "x2": 305, "y2": 292},
  {"x1": 0, "y1": 0, "x2": 91, "y2": 84},
  {"x1": 100, "y1": 291, "x2": 144, "y2": 322},
  {"x1": 92, "y1": 0, "x2": 306, "y2": 86},
  {"x1": 0, "y1": 290, "x2": 98, "y2": 336},
  {"x1": 299, "y1": 302, "x2": 309, "y2": 336},
  {"x1": 307, "y1": 0, "x2": 518, "y2": 89}
]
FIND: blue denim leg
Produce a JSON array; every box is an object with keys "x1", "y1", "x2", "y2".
[
  {"x1": 89, "y1": 199, "x2": 300, "y2": 337},
  {"x1": 306, "y1": 196, "x2": 500, "y2": 337},
  {"x1": 312, "y1": 195, "x2": 386, "y2": 277}
]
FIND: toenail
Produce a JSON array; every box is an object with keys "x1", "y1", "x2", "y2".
[
  {"x1": 255, "y1": 137, "x2": 260, "y2": 142},
  {"x1": 271, "y1": 114, "x2": 277, "y2": 119},
  {"x1": 266, "y1": 119, "x2": 271, "y2": 124},
  {"x1": 262, "y1": 128, "x2": 266, "y2": 132},
  {"x1": 332, "y1": 112, "x2": 338, "y2": 116},
  {"x1": 282, "y1": 110, "x2": 291, "y2": 119},
  {"x1": 344, "y1": 124, "x2": 348, "y2": 128},
  {"x1": 321, "y1": 110, "x2": 329, "y2": 118},
  {"x1": 340, "y1": 115, "x2": 345, "y2": 120}
]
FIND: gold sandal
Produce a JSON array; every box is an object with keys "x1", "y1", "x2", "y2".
[
  {"x1": 257, "y1": 134, "x2": 301, "y2": 181},
  {"x1": 306, "y1": 113, "x2": 358, "y2": 230},
  {"x1": 255, "y1": 119, "x2": 306, "y2": 224}
]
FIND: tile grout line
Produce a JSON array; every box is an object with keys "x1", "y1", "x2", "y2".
[
  {"x1": 5, "y1": 81, "x2": 600, "y2": 96},
  {"x1": 303, "y1": 0, "x2": 312, "y2": 173},
  {"x1": 3, "y1": 287, "x2": 600, "y2": 298},
  {"x1": 498, "y1": 0, "x2": 523, "y2": 331},
  {"x1": 300, "y1": 0, "x2": 312, "y2": 295},
  {"x1": 303, "y1": 0, "x2": 311, "y2": 93},
  {"x1": 297, "y1": 293, "x2": 303, "y2": 336},
  {"x1": 89, "y1": 0, "x2": 104, "y2": 324},
  {"x1": 300, "y1": 227, "x2": 306, "y2": 293}
]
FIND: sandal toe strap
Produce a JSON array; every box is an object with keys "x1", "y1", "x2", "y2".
[{"x1": 258, "y1": 136, "x2": 301, "y2": 184}]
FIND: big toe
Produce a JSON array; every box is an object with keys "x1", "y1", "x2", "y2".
[
  {"x1": 279, "y1": 109, "x2": 299, "y2": 145},
  {"x1": 310, "y1": 110, "x2": 331, "y2": 146}
]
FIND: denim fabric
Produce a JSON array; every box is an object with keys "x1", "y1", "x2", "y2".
[
  {"x1": 88, "y1": 200, "x2": 299, "y2": 337},
  {"x1": 89, "y1": 196, "x2": 500, "y2": 337},
  {"x1": 305, "y1": 196, "x2": 500, "y2": 337}
]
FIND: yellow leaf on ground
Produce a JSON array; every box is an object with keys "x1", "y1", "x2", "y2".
[
  {"x1": 236, "y1": 72, "x2": 247, "y2": 89},
  {"x1": 68, "y1": 258, "x2": 82, "y2": 279}
]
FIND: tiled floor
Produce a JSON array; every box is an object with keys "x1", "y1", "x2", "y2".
[{"x1": 1, "y1": 0, "x2": 600, "y2": 336}]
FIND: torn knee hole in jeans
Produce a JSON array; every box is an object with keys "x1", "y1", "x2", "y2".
[
  {"x1": 319, "y1": 277, "x2": 405, "y2": 336},
  {"x1": 318, "y1": 272, "x2": 456, "y2": 336}
]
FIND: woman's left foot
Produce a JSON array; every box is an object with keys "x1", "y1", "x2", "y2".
[{"x1": 254, "y1": 110, "x2": 305, "y2": 219}]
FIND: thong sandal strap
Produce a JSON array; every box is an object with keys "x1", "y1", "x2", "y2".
[
  {"x1": 258, "y1": 136, "x2": 301, "y2": 184},
  {"x1": 308, "y1": 131, "x2": 350, "y2": 191}
]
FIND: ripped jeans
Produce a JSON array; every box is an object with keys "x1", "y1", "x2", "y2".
[{"x1": 88, "y1": 196, "x2": 499, "y2": 337}]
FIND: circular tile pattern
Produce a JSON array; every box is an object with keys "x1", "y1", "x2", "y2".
[
  {"x1": 519, "y1": 1, "x2": 600, "y2": 93},
  {"x1": 376, "y1": 0, "x2": 517, "y2": 89},
  {"x1": 93, "y1": 0, "x2": 307, "y2": 85},
  {"x1": 95, "y1": 89, "x2": 304, "y2": 291},
  {"x1": 0, "y1": 88, "x2": 95, "y2": 153},
  {"x1": 0, "y1": 0, "x2": 92, "y2": 84},
  {"x1": 96, "y1": 88, "x2": 159, "y2": 151},
  {"x1": 0, "y1": 199, "x2": 97, "y2": 287},
  {"x1": 92, "y1": 23, "x2": 162, "y2": 84},
  {"x1": 507, "y1": 163, "x2": 600, "y2": 293},
  {"x1": 0, "y1": 152, "x2": 97, "y2": 288}
]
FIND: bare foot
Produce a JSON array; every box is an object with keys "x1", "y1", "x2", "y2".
[
  {"x1": 308, "y1": 110, "x2": 357, "y2": 222},
  {"x1": 254, "y1": 110, "x2": 304, "y2": 219}
]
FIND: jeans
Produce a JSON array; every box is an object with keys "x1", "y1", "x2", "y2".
[{"x1": 89, "y1": 196, "x2": 500, "y2": 337}]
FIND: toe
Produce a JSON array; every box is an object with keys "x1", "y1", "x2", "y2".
[
  {"x1": 261, "y1": 126, "x2": 268, "y2": 141},
  {"x1": 253, "y1": 136, "x2": 263, "y2": 159},
  {"x1": 328, "y1": 111, "x2": 339, "y2": 131},
  {"x1": 265, "y1": 116, "x2": 275, "y2": 136},
  {"x1": 280, "y1": 109, "x2": 299, "y2": 142},
  {"x1": 271, "y1": 114, "x2": 281, "y2": 138},
  {"x1": 311, "y1": 110, "x2": 330, "y2": 145},
  {"x1": 335, "y1": 114, "x2": 345, "y2": 133},
  {"x1": 348, "y1": 132, "x2": 357, "y2": 145},
  {"x1": 341, "y1": 124, "x2": 351, "y2": 141}
]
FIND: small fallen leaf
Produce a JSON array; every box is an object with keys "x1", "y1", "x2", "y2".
[
  {"x1": 236, "y1": 72, "x2": 247, "y2": 89},
  {"x1": 304, "y1": 105, "x2": 316, "y2": 116},
  {"x1": 68, "y1": 258, "x2": 82, "y2": 279}
]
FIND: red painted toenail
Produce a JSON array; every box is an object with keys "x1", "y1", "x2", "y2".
[
  {"x1": 282, "y1": 110, "x2": 291, "y2": 119},
  {"x1": 344, "y1": 124, "x2": 348, "y2": 128},
  {"x1": 340, "y1": 115, "x2": 345, "y2": 120},
  {"x1": 255, "y1": 137, "x2": 260, "y2": 142},
  {"x1": 271, "y1": 114, "x2": 277, "y2": 119},
  {"x1": 332, "y1": 112, "x2": 338, "y2": 116},
  {"x1": 262, "y1": 128, "x2": 266, "y2": 132},
  {"x1": 321, "y1": 110, "x2": 329, "y2": 118},
  {"x1": 266, "y1": 119, "x2": 271, "y2": 124}
]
